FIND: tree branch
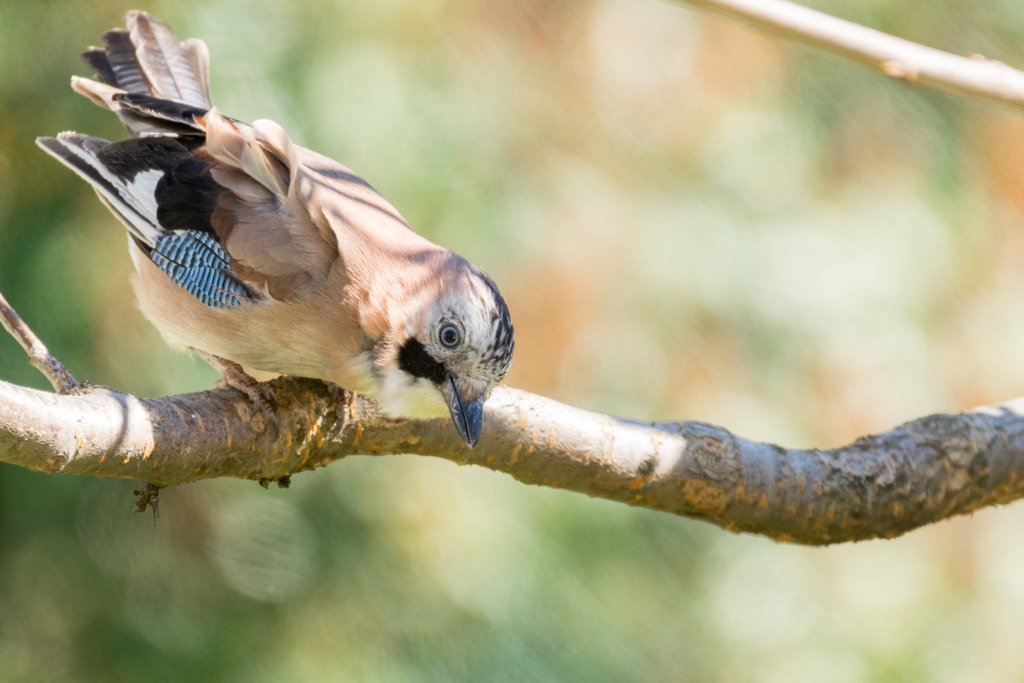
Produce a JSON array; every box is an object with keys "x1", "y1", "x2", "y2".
[
  {"x1": 676, "y1": 0, "x2": 1024, "y2": 112},
  {"x1": 3, "y1": 372, "x2": 1024, "y2": 545}
]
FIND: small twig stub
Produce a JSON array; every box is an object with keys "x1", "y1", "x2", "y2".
[
  {"x1": 133, "y1": 483, "x2": 161, "y2": 524},
  {"x1": 0, "y1": 290, "x2": 81, "y2": 394}
]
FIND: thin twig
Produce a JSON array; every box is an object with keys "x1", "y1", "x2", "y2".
[
  {"x1": 677, "y1": 0, "x2": 1024, "y2": 112},
  {"x1": 0, "y1": 290, "x2": 80, "y2": 394}
]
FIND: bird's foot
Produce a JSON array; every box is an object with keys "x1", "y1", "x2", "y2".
[
  {"x1": 213, "y1": 373, "x2": 277, "y2": 413},
  {"x1": 325, "y1": 382, "x2": 356, "y2": 424},
  {"x1": 194, "y1": 349, "x2": 278, "y2": 425}
]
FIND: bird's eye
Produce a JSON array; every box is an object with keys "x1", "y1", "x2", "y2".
[{"x1": 440, "y1": 324, "x2": 460, "y2": 348}]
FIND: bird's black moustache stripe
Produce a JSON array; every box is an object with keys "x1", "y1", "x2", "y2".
[{"x1": 398, "y1": 338, "x2": 446, "y2": 385}]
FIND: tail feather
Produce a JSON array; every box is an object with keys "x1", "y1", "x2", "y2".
[
  {"x1": 101, "y1": 29, "x2": 152, "y2": 96},
  {"x1": 36, "y1": 133, "x2": 164, "y2": 247},
  {"x1": 71, "y1": 76, "x2": 205, "y2": 136},
  {"x1": 81, "y1": 47, "x2": 118, "y2": 88},
  {"x1": 75, "y1": 12, "x2": 213, "y2": 136},
  {"x1": 125, "y1": 11, "x2": 208, "y2": 108},
  {"x1": 71, "y1": 75, "x2": 118, "y2": 109},
  {"x1": 180, "y1": 38, "x2": 212, "y2": 108}
]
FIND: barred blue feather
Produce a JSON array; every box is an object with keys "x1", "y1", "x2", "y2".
[{"x1": 150, "y1": 231, "x2": 257, "y2": 308}]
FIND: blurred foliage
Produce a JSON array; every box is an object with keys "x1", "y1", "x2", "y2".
[{"x1": 4, "y1": 0, "x2": 1024, "y2": 680}]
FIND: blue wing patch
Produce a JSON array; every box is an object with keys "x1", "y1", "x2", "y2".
[{"x1": 150, "y1": 231, "x2": 259, "y2": 309}]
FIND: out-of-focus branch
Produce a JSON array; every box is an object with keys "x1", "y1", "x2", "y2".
[
  {"x1": 677, "y1": 0, "x2": 1024, "y2": 112},
  {"x1": 0, "y1": 291, "x2": 80, "y2": 394}
]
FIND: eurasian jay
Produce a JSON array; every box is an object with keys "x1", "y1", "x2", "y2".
[{"x1": 36, "y1": 11, "x2": 514, "y2": 447}]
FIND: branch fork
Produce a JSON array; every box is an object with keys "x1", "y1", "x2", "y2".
[{"x1": 0, "y1": 291, "x2": 80, "y2": 394}]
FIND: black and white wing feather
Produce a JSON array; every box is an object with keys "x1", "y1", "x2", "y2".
[{"x1": 36, "y1": 133, "x2": 261, "y2": 309}]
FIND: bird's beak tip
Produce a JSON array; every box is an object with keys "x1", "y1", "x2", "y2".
[{"x1": 443, "y1": 372, "x2": 484, "y2": 448}]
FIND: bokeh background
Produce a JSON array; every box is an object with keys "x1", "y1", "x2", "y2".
[{"x1": 3, "y1": 0, "x2": 1024, "y2": 680}]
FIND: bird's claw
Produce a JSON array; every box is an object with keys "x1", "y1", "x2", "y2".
[
  {"x1": 256, "y1": 385, "x2": 279, "y2": 428},
  {"x1": 196, "y1": 349, "x2": 278, "y2": 429},
  {"x1": 230, "y1": 378, "x2": 278, "y2": 427},
  {"x1": 249, "y1": 382, "x2": 277, "y2": 412}
]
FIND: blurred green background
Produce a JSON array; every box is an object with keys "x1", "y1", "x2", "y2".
[{"x1": 3, "y1": 0, "x2": 1024, "y2": 680}]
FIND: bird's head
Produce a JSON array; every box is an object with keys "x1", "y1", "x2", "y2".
[{"x1": 376, "y1": 259, "x2": 514, "y2": 447}]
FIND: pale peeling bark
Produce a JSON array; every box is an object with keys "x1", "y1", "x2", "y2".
[{"x1": 2, "y1": 374, "x2": 1024, "y2": 545}]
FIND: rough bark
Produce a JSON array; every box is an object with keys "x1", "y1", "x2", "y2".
[{"x1": 2, "y1": 374, "x2": 1024, "y2": 545}]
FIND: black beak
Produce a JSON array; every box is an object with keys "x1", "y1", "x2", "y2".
[{"x1": 441, "y1": 371, "x2": 484, "y2": 448}]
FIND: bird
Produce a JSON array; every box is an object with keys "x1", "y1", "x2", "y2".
[{"x1": 36, "y1": 11, "x2": 513, "y2": 448}]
